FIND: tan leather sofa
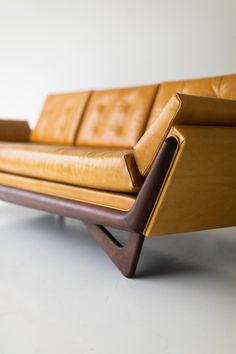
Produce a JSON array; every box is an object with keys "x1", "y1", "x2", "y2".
[{"x1": 0, "y1": 73, "x2": 236, "y2": 277}]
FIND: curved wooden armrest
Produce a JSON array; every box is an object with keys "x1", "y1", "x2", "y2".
[{"x1": 0, "y1": 120, "x2": 31, "y2": 142}]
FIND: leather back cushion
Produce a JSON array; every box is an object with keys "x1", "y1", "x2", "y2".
[
  {"x1": 31, "y1": 91, "x2": 91, "y2": 144},
  {"x1": 146, "y1": 74, "x2": 236, "y2": 128},
  {"x1": 76, "y1": 85, "x2": 158, "y2": 148}
]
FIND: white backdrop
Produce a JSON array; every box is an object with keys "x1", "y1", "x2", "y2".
[{"x1": 0, "y1": 0, "x2": 235, "y2": 128}]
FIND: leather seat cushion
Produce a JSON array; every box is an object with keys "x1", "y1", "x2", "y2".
[
  {"x1": 0, "y1": 172, "x2": 136, "y2": 211},
  {"x1": 31, "y1": 91, "x2": 91, "y2": 144},
  {"x1": 0, "y1": 143, "x2": 143, "y2": 193}
]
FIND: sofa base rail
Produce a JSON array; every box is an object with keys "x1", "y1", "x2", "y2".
[{"x1": 0, "y1": 184, "x2": 131, "y2": 230}]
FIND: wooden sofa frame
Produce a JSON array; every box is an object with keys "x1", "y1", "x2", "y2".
[{"x1": 0, "y1": 137, "x2": 177, "y2": 278}]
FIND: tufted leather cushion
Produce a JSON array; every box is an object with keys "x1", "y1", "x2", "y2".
[
  {"x1": 0, "y1": 172, "x2": 136, "y2": 211},
  {"x1": 146, "y1": 73, "x2": 236, "y2": 128},
  {"x1": 76, "y1": 85, "x2": 158, "y2": 148},
  {"x1": 31, "y1": 91, "x2": 91, "y2": 144},
  {"x1": 0, "y1": 143, "x2": 143, "y2": 193}
]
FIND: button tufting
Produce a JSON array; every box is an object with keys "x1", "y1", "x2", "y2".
[
  {"x1": 31, "y1": 91, "x2": 92, "y2": 144},
  {"x1": 76, "y1": 85, "x2": 158, "y2": 148}
]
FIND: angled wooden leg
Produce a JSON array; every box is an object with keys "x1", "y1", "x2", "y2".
[
  {"x1": 58, "y1": 215, "x2": 65, "y2": 225},
  {"x1": 85, "y1": 223, "x2": 145, "y2": 278}
]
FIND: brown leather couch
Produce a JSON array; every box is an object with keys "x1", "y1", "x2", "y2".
[{"x1": 0, "y1": 73, "x2": 236, "y2": 277}]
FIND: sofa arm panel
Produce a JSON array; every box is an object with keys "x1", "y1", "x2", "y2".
[
  {"x1": 134, "y1": 94, "x2": 236, "y2": 176},
  {"x1": 144, "y1": 124, "x2": 236, "y2": 236},
  {"x1": 0, "y1": 120, "x2": 31, "y2": 142}
]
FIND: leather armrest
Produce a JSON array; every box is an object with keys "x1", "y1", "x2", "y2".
[
  {"x1": 0, "y1": 120, "x2": 31, "y2": 142},
  {"x1": 134, "y1": 94, "x2": 236, "y2": 175},
  {"x1": 144, "y1": 124, "x2": 236, "y2": 236}
]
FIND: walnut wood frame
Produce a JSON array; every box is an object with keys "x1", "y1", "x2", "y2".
[{"x1": 0, "y1": 137, "x2": 178, "y2": 277}]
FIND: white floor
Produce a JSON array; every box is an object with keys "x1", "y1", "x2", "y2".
[{"x1": 0, "y1": 201, "x2": 236, "y2": 354}]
